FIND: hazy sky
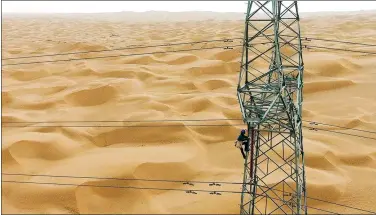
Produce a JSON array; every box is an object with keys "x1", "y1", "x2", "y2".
[{"x1": 3, "y1": 1, "x2": 376, "y2": 13}]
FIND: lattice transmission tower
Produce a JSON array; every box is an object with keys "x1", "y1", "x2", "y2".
[{"x1": 237, "y1": 1, "x2": 307, "y2": 214}]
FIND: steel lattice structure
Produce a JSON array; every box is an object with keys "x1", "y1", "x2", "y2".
[{"x1": 237, "y1": 1, "x2": 307, "y2": 214}]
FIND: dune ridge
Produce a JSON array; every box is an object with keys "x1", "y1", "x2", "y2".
[{"x1": 2, "y1": 10, "x2": 376, "y2": 214}]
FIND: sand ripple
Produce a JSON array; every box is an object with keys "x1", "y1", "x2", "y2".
[{"x1": 2, "y1": 12, "x2": 376, "y2": 214}]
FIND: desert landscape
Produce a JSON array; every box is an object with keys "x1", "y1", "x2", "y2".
[{"x1": 2, "y1": 9, "x2": 376, "y2": 214}]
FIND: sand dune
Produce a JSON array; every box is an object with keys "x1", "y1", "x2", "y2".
[{"x1": 2, "y1": 10, "x2": 376, "y2": 214}]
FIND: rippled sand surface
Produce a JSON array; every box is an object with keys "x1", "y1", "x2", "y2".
[{"x1": 2, "y1": 11, "x2": 376, "y2": 214}]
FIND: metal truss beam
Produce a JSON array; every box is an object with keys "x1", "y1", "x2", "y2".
[{"x1": 237, "y1": 1, "x2": 307, "y2": 214}]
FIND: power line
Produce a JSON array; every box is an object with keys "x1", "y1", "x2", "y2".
[
  {"x1": 3, "y1": 118, "x2": 376, "y2": 134},
  {"x1": 0, "y1": 181, "x2": 338, "y2": 214},
  {"x1": 304, "y1": 126, "x2": 376, "y2": 141},
  {"x1": 303, "y1": 119, "x2": 376, "y2": 135},
  {"x1": 302, "y1": 36, "x2": 376, "y2": 47},
  {"x1": 4, "y1": 36, "x2": 376, "y2": 62},
  {"x1": 306, "y1": 45, "x2": 376, "y2": 55},
  {"x1": 3, "y1": 123, "x2": 375, "y2": 141},
  {"x1": 4, "y1": 179, "x2": 339, "y2": 215},
  {"x1": 304, "y1": 206, "x2": 338, "y2": 215},
  {"x1": 253, "y1": 183, "x2": 375, "y2": 214},
  {"x1": 1, "y1": 40, "x2": 271, "y2": 62},
  {"x1": 3, "y1": 172, "x2": 374, "y2": 213},
  {"x1": 255, "y1": 195, "x2": 338, "y2": 214},
  {"x1": 2, "y1": 123, "x2": 245, "y2": 128},
  {"x1": 2, "y1": 45, "x2": 243, "y2": 66},
  {"x1": 0, "y1": 88, "x2": 236, "y2": 94},
  {"x1": 3, "y1": 36, "x2": 376, "y2": 66},
  {"x1": 281, "y1": 34, "x2": 376, "y2": 47},
  {"x1": 2, "y1": 38, "x2": 242, "y2": 60},
  {"x1": 2, "y1": 179, "x2": 366, "y2": 214},
  {"x1": 298, "y1": 193, "x2": 376, "y2": 214},
  {"x1": 2, "y1": 173, "x2": 243, "y2": 185},
  {"x1": 1, "y1": 118, "x2": 242, "y2": 124},
  {"x1": 1, "y1": 180, "x2": 242, "y2": 195},
  {"x1": 3, "y1": 119, "x2": 376, "y2": 140},
  {"x1": 0, "y1": 180, "x2": 342, "y2": 214},
  {"x1": 3, "y1": 43, "x2": 374, "y2": 67}
]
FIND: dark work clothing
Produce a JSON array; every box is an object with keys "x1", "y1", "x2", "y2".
[
  {"x1": 237, "y1": 134, "x2": 248, "y2": 142},
  {"x1": 237, "y1": 134, "x2": 249, "y2": 159}
]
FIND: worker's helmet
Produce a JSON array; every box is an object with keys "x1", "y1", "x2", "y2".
[{"x1": 241, "y1": 129, "x2": 246, "y2": 134}]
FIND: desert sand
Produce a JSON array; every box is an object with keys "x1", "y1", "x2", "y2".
[{"x1": 2, "y1": 10, "x2": 376, "y2": 214}]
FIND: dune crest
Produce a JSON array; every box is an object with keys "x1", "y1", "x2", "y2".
[{"x1": 2, "y1": 10, "x2": 376, "y2": 214}]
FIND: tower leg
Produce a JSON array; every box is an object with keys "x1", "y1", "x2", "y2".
[{"x1": 238, "y1": 1, "x2": 307, "y2": 214}]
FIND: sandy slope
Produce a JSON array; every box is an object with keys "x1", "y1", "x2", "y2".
[{"x1": 2, "y1": 11, "x2": 376, "y2": 214}]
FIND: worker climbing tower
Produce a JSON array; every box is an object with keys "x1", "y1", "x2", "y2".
[{"x1": 237, "y1": 1, "x2": 307, "y2": 214}]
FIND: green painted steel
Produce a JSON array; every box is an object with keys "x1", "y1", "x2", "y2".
[{"x1": 237, "y1": 1, "x2": 307, "y2": 214}]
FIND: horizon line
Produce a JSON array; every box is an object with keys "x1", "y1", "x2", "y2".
[{"x1": 3, "y1": 9, "x2": 376, "y2": 15}]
